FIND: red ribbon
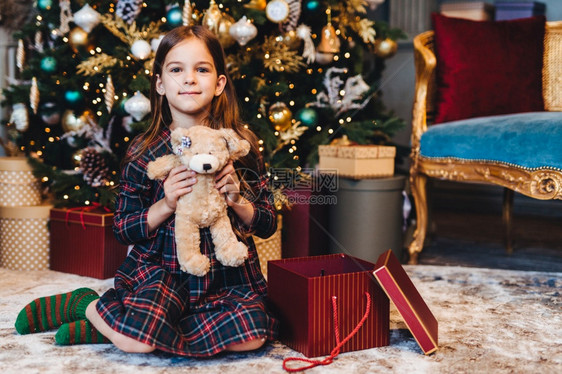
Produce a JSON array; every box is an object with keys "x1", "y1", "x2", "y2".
[
  {"x1": 65, "y1": 202, "x2": 111, "y2": 230},
  {"x1": 282, "y1": 292, "x2": 372, "y2": 372}
]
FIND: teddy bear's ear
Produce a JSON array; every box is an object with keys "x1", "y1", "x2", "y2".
[{"x1": 220, "y1": 128, "x2": 251, "y2": 160}]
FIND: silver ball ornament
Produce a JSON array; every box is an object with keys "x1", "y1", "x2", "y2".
[{"x1": 131, "y1": 40, "x2": 152, "y2": 60}]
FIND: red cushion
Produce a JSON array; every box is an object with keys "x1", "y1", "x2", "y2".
[{"x1": 432, "y1": 13, "x2": 545, "y2": 124}]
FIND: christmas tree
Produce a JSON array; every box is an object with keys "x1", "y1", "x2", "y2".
[{"x1": 1, "y1": 0, "x2": 405, "y2": 210}]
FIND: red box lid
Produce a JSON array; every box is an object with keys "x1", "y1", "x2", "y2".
[
  {"x1": 50, "y1": 207, "x2": 114, "y2": 227},
  {"x1": 373, "y1": 249, "x2": 438, "y2": 355}
]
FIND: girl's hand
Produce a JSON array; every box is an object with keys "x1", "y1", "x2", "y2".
[
  {"x1": 163, "y1": 165, "x2": 197, "y2": 211},
  {"x1": 215, "y1": 160, "x2": 241, "y2": 207}
]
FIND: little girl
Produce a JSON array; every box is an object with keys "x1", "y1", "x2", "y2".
[{"x1": 15, "y1": 25, "x2": 279, "y2": 356}]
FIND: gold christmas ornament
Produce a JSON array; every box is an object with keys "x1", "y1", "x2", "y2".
[
  {"x1": 316, "y1": 8, "x2": 340, "y2": 65},
  {"x1": 68, "y1": 26, "x2": 89, "y2": 52},
  {"x1": 375, "y1": 38, "x2": 398, "y2": 58},
  {"x1": 29, "y1": 77, "x2": 39, "y2": 115},
  {"x1": 105, "y1": 75, "x2": 115, "y2": 113},
  {"x1": 71, "y1": 149, "x2": 84, "y2": 167},
  {"x1": 217, "y1": 14, "x2": 235, "y2": 49},
  {"x1": 61, "y1": 109, "x2": 93, "y2": 133},
  {"x1": 202, "y1": 0, "x2": 234, "y2": 48},
  {"x1": 245, "y1": 0, "x2": 267, "y2": 11},
  {"x1": 268, "y1": 102, "x2": 293, "y2": 132},
  {"x1": 202, "y1": 0, "x2": 222, "y2": 33},
  {"x1": 182, "y1": 1, "x2": 193, "y2": 26},
  {"x1": 16, "y1": 39, "x2": 25, "y2": 72},
  {"x1": 317, "y1": 23, "x2": 340, "y2": 54}
]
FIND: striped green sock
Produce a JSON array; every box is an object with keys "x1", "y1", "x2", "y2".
[
  {"x1": 15, "y1": 288, "x2": 99, "y2": 335},
  {"x1": 55, "y1": 319, "x2": 110, "y2": 345}
]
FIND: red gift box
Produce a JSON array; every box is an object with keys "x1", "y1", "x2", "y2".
[
  {"x1": 374, "y1": 249, "x2": 438, "y2": 354},
  {"x1": 49, "y1": 208, "x2": 128, "y2": 279},
  {"x1": 268, "y1": 254, "x2": 389, "y2": 358}
]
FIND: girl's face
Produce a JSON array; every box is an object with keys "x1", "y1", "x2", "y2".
[{"x1": 156, "y1": 37, "x2": 227, "y2": 128}]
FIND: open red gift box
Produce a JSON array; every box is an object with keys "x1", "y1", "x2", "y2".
[{"x1": 268, "y1": 250, "x2": 437, "y2": 358}]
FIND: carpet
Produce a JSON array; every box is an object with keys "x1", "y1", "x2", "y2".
[{"x1": 0, "y1": 265, "x2": 560, "y2": 374}]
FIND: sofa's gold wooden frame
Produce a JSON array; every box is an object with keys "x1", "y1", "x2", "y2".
[{"x1": 408, "y1": 22, "x2": 562, "y2": 264}]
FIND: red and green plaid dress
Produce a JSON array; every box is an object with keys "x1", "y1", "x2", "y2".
[{"x1": 96, "y1": 128, "x2": 279, "y2": 357}]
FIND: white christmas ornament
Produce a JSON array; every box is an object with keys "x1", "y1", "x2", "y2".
[
  {"x1": 151, "y1": 35, "x2": 164, "y2": 52},
  {"x1": 41, "y1": 102, "x2": 61, "y2": 125},
  {"x1": 296, "y1": 24, "x2": 315, "y2": 64},
  {"x1": 122, "y1": 116, "x2": 134, "y2": 133},
  {"x1": 124, "y1": 91, "x2": 151, "y2": 121},
  {"x1": 366, "y1": 0, "x2": 385, "y2": 10},
  {"x1": 341, "y1": 75, "x2": 371, "y2": 112},
  {"x1": 55, "y1": 0, "x2": 72, "y2": 36},
  {"x1": 10, "y1": 103, "x2": 29, "y2": 132},
  {"x1": 73, "y1": 4, "x2": 101, "y2": 33},
  {"x1": 266, "y1": 0, "x2": 290, "y2": 23},
  {"x1": 131, "y1": 40, "x2": 152, "y2": 60},
  {"x1": 229, "y1": 16, "x2": 258, "y2": 46},
  {"x1": 310, "y1": 67, "x2": 372, "y2": 116}
]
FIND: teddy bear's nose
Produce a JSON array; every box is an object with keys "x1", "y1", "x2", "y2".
[{"x1": 203, "y1": 163, "x2": 212, "y2": 171}]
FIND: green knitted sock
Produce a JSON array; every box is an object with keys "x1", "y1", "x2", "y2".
[
  {"x1": 55, "y1": 319, "x2": 110, "y2": 345},
  {"x1": 15, "y1": 288, "x2": 99, "y2": 335}
]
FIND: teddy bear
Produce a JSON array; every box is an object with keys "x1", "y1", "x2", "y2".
[{"x1": 147, "y1": 125, "x2": 251, "y2": 276}]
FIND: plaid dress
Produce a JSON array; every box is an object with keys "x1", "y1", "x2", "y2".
[{"x1": 96, "y1": 127, "x2": 279, "y2": 357}]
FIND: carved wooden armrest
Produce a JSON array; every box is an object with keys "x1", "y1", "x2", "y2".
[{"x1": 411, "y1": 31, "x2": 436, "y2": 155}]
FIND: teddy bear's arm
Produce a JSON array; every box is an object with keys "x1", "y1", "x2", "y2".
[{"x1": 147, "y1": 154, "x2": 181, "y2": 180}]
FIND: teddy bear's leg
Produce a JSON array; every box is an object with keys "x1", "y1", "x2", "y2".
[
  {"x1": 174, "y1": 217, "x2": 210, "y2": 276},
  {"x1": 210, "y1": 215, "x2": 248, "y2": 267}
]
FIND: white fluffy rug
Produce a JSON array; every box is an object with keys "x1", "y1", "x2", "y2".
[{"x1": 0, "y1": 265, "x2": 561, "y2": 374}]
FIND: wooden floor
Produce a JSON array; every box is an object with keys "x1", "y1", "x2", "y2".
[{"x1": 413, "y1": 181, "x2": 562, "y2": 273}]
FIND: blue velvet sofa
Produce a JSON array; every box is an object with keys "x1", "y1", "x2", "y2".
[{"x1": 407, "y1": 21, "x2": 562, "y2": 264}]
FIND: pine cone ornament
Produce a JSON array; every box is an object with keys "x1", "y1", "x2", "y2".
[{"x1": 79, "y1": 147, "x2": 111, "y2": 187}]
